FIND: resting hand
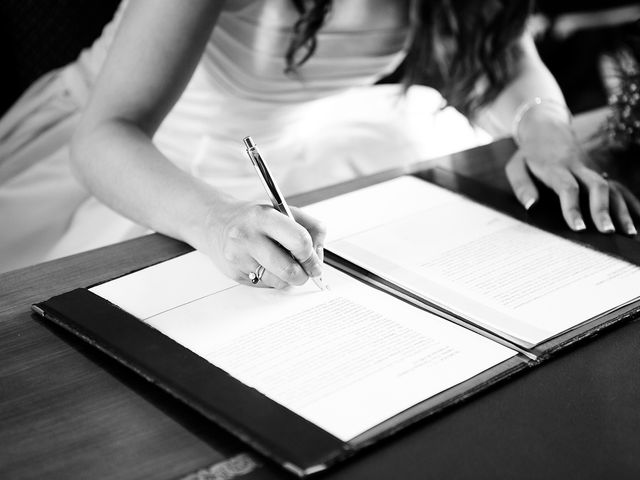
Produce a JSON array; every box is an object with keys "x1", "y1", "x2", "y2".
[
  {"x1": 200, "y1": 200, "x2": 326, "y2": 288},
  {"x1": 505, "y1": 118, "x2": 638, "y2": 235}
]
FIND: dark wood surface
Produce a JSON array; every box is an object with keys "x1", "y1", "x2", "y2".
[{"x1": 2, "y1": 115, "x2": 640, "y2": 479}]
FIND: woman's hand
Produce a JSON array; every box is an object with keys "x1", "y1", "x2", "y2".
[
  {"x1": 505, "y1": 116, "x2": 639, "y2": 235},
  {"x1": 199, "y1": 200, "x2": 326, "y2": 289}
]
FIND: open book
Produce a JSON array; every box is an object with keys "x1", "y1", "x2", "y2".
[
  {"x1": 32, "y1": 174, "x2": 640, "y2": 476},
  {"x1": 305, "y1": 175, "x2": 640, "y2": 356}
]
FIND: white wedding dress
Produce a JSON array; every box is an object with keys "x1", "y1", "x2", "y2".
[{"x1": 0, "y1": 0, "x2": 487, "y2": 273}]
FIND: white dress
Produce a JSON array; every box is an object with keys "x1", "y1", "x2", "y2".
[{"x1": 0, "y1": 0, "x2": 487, "y2": 273}]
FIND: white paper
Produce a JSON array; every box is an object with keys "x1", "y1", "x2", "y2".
[
  {"x1": 91, "y1": 251, "x2": 234, "y2": 319},
  {"x1": 91, "y1": 251, "x2": 515, "y2": 441},
  {"x1": 305, "y1": 176, "x2": 640, "y2": 346}
]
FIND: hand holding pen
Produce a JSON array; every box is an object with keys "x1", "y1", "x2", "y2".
[{"x1": 240, "y1": 136, "x2": 327, "y2": 290}]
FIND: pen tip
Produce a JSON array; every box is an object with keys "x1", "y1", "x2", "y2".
[{"x1": 313, "y1": 276, "x2": 328, "y2": 291}]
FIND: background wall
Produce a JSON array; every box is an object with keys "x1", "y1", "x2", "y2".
[
  {"x1": 0, "y1": 0, "x2": 120, "y2": 114},
  {"x1": 535, "y1": 0, "x2": 640, "y2": 113}
]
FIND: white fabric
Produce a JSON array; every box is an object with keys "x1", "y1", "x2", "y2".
[{"x1": 0, "y1": 0, "x2": 488, "y2": 273}]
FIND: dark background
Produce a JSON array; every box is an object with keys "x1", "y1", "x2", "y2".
[
  {"x1": 0, "y1": 0, "x2": 120, "y2": 114},
  {"x1": 1, "y1": 0, "x2": 638, "y2": 117}
]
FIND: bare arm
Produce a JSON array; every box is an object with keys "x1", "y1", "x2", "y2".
[
  {"x1": 477, "y1": 33, "x2": 637, "y2": 235},
  {"x1": 71, "y1": 0, "x2": 324, "y2": 287},
  {"x1": 71, "y1": 0, "x2": 227, "y2": 245},
  {"x1": 476, "y1": 34, "x2": 565, "y2": 136}
]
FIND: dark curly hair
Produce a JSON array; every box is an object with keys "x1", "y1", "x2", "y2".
[{"x1": 285, "y1": 0, "x2": 534, "y2": 117}]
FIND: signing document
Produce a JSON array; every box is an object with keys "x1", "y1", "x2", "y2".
[
  {"x1": 92, "y1": 251, "x2": 515, "y2": 441},
  {"x1": 304, "y1": 176, "x2": 640, "y2": 348}
]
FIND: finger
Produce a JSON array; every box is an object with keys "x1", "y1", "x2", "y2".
[
  {"x1": 256, "y1": 267, "x2": 290, "y2": 289},
  {"x1": 547, "y1": 169, "x2": 586, "y2": 231},
  {"x1": 612, "y1": 180, "x2": 640, "y2": 223},
  {"x1": 572, "y1": 166, "x2": 614, "y2": 233},
  {"x1": 260, "y1": 209, "x2": 323, "y2": 278},
  {"x1": 505, "y1": 150, "x2": 539, "y2": 210},
  {"x1": 244, "y1": 260, "x2": 290, "y2": 290},
  {"x1": 609, "y1": 183, "x2": 637, "y2": 236},
  {"x1": 252, "y1": 234, "x2": 309, "y2": 286},
  {"x1": 234, "y1": 257, "x2": 288, "y2": 289},
  {"x1": 291, "y1": 206, "x2": 327, "y2": 264},
  {"x1": 290, "y1": 206, "x2": 327, "y2": 250}
]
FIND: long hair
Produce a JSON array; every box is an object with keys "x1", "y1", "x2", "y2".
[{"x1": 285, "y1": 0, "x2": 534, "y2": 117}]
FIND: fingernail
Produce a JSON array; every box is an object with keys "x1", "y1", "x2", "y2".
[
  {"x1": 524, "y1": 198, "x2": 536, "y2": 210},
  {"x1": 601, "y1": 218, "x2": 615, "y2": 233},
  {"x1": 573, "y1": 218, "x2": 586, "y2": 231},
  {"x1": 309, "y1": 263, "x2": 323, "y2": 278},
  {"x1": 316, "y1": 245, "x2": 324, "y2": 263},
  {"x1": 627, "y1": 224, "x2": 637, "y2": 236}
]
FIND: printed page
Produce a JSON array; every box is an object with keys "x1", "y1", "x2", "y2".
[
  {"x1": 91, "y1": 251, "x2": 515, "y2": 441},
  {"x1": 304, "y1": 176, "x2": 640, "y2": 346}
]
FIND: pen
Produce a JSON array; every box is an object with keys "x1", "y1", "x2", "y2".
[{"x1": 243, "y1": 136, "x2": 326, "y2": 291}]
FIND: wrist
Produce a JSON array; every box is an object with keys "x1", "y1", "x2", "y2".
[
  {"x1": 513, "y1": 97, "x2": 573, "y2": 146},
  {"x1": 178, "y1": 186, "x2": 237, "y2": 254}
]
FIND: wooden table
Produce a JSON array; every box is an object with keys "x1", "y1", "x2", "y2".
[{"x1": 3, "y1": 117, "x2": 640, "y2": 479}]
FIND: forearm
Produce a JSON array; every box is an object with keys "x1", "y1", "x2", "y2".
[
  {"x1": 476, "y1": 34, "x2": 569, "y2": 139},
  {"x1": 64, "y1": 0, "x2": 230, "y2": 249},
  {"x1": 70, "y1": 121, "x2": 231, "y2": 249}
]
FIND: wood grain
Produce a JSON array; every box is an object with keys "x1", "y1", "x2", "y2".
[{"x1": 0, "y1": 235, "x2": 251, "y2": 479}]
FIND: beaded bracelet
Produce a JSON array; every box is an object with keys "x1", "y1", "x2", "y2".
[{"x1": 511, "y1": 97, "x2": 572, "y2": 145}]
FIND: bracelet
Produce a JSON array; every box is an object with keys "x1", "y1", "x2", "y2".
[{"x1": 511, "y1": 97, "x2": 572, "y2": 145}]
